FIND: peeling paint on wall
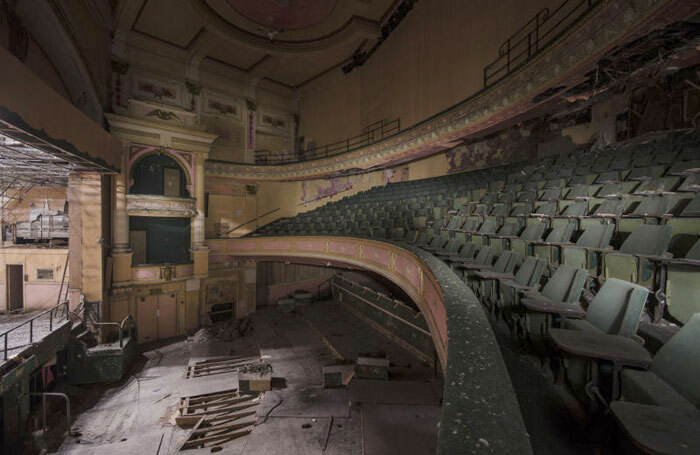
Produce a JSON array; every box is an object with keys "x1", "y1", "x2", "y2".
[{"x1": 301, "y1": 175, "x2": 362, "y2": 202}]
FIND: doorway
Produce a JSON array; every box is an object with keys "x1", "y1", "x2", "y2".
[
  {"x1": 6, "y1": 264, "x2": 23, "y2": 312},
  {"x1": 136, "y1": 292, "x2": 177, "y2": 343}
]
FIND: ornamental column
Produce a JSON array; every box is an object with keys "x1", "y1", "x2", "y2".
[
  {"x1": 111, "y1": 152, "x2": 132, "y2": 285},
  {"x1": 191, "y1": 154, "x2": 209, "y2": 276}
]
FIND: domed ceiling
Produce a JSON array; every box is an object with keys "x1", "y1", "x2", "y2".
[
  {"x1": 227, "y1": 0, "x2": 337, "y2": 31},
  {"x1": 123, "y1": 0, "x2": 400, "y2": 88}
]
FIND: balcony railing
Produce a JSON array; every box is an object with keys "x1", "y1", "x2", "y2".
[
  {"x1": 483, "y1": 0, "x2": 601, "y2": 88},
  {"x1": 1, "y1": 301, "x2": 70, "y2": 360},
  {"x1": 254, "y1": 118, "x2": 400, "y2": 165}
]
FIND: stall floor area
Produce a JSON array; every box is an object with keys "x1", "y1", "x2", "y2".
[{"x1": 53, "y1": 303, "x2": 442, "y2": 455}]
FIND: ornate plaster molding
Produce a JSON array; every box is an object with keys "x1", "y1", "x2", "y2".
[
  {"x1": 188, "y1": 0, "x2": 381, "y2": 55},
  {"x1": 126, "y1": 194, "x2": 197, "y2": 217},
  {"x1": 106, "y1": 111, "x2": 217, "y2": 155}
]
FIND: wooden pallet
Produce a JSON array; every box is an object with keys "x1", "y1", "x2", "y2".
[
  {"x1": 185, "y1": 355, "x2": 262, "y2": 379},
  {"x1": 176, "y1": 389, "x2": 262, "y2": 451}
]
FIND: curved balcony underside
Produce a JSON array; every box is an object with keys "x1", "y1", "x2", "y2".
[
  {"x1": 207, "y1": 235, "x2": 533, "y2": 454},
  {"x1": 206, "y1": 0, "x2": 697, "y2": 182}
]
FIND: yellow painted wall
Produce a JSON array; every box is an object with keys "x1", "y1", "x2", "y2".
[
  {"x1": 0, "y1": 248, "x2": 68, "y2": 311},
  {"x1": 298, "y1": 0, "x2": 556, "y2": 145}
]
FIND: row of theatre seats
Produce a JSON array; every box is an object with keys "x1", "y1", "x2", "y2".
[{"x1": 254, "y1": 129, "x2": 700, "y2": 450}]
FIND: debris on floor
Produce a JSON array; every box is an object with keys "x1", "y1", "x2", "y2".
[
  {"x1": 175, "y1": 389, "x2": 261, "y2": 450},
  {"x1": 323, "y1": 360, "x2": 356, "y2": 388},
  {"x1": 356, "y1": 352, "x2": 390, "y2": 381},
  {"x1": 187, "y1": 317, "x2": 253, "y2": 343},
  {"x1": 185, "y1": 356, "x2": 264, "y2": 379}
]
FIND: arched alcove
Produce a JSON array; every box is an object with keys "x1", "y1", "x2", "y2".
[{"x1": 129, "y1": 153, "x2": 191, "y2": 198}]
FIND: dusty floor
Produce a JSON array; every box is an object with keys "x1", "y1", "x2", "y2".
[
  {"x1": 0, "y1": 310, "x2": 71, "y2": 365},
  {"x1": 51, "y1": 303, "x2": 442, "y2": 455}
]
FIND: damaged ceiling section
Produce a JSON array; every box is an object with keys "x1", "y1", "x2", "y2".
[{"x1": 0, "y1": 118, "x2": 115, "y2": 207}]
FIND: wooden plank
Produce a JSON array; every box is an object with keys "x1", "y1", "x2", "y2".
[
  {"x1": 205, "y1": 410, "x2": 257, "y2": 426},
  {"x1": 179, "y1": 395, "x2": 257, "y2": 412},
  {"x1": 184, "y1": 390, "x2": 238, "y2": 404},
  {"x1": 181, "y1": 427, "x2": 253, "y2": 449},
  {"x1": 180, "y1": 400, "x2": 260, "y2": 417},
  {"x1": 193, "y1": 356, "x2": 260, "y2": 367},
  {"x1": 174, "y1": 416, "x2": 204, "y2": 452},
  {"x1": 175, "y1": 415, "x2": 202, "y2": 427},
  {"x1": 191, "y1": 418, "x2": 257, "y2": 435}
]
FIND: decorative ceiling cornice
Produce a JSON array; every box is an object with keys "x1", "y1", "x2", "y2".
[
  {"x1": 188, "y1": 0, "x2": 381, "y2": 55},
  {"x1": 204, "y1": 0, "x2": 700, "y2": 182},
  {"x1": 106, "y1": 112, "x2": 218, "y2": 155}
]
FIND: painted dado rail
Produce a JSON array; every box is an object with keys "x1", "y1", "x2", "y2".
[
  {"x1": 207, "y1": 236, "x2": 532, "y2": 454},
  {"x1": 206, "y1": 0, "x2": 695, "y2": 182}
]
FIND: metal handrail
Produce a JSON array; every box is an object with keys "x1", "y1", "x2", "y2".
[
  {"x1": 484, "y1": 0, "x2": 600, "y2": 87},
  {"x1": 316, "y1": 275, "x2": 334, "y2": 300},
  {"x1": 29, "y1": 392, "x2": 71, "y2": 435},
  {"x1": 223, "y1": 207, "x2": 281, "y2": 236},
  {"x1": 254, "y1": 118, "x2": 400, "y2": 165},
  {"x1": 94, "y1": 314, "x2": 136, "y2": 348},
  {"x1": 1, "y1": 301, "x2": 69, "y2": 360}
]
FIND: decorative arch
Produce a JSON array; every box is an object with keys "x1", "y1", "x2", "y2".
[{"x1": 127, "y1": 145, "x2": 195, "y2": 196}]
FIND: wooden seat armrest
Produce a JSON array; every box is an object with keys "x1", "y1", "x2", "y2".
[
  {"x1": 501, "y1": 281, "x2": 539, "y2": 292},
  {"x1": 606, "y1": 252, "x2": 672, "y2": 262},
  {"x1": 548, "y1": 329, "x2": 653, "y2": 366},
  {"x1": 474, "y1": 271, "x2": 515, "y2": 281},
  {"x1": 521, "y1": 298, "x2": 585, "y2": 318},
  {"x1": 566, "y1": 245, "x2": 614, "y2": 253},
  {"x1": 663, "y1": 258, "x2": 700, "y2": 266},
  {"x1": 450, "y1": 257, "x2": 475, "y2": 263},
  {"x1": 609, "y1": 401, "x2": 700, "y2": 455},
  {"x1": 456, "y1": 264, "x2": 493, "y2": 270},
  {"x1": 531, "y1": 241, "x2": 572, "y2": 247}
]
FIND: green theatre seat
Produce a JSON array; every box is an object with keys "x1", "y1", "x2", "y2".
[
  {"x1": 662, "y1": 239, "x2": 700, "y2": 325},
  {"x1": 496, "y1": 256, "x2": 547, "y2": 320},
  {"x1": 603, "y1": 224, "x2": 672, "y2": 288},
  {"x1": 489, "y1": 222, "x2": 522, "y2": 255},
  {"x1": 561, "y1": 224, "x2": 615, "y2": 277},
  {"x1": 619, "y1": 312, "x2": 700, "y2": 411},
  {"x1": 509, "y1": 221, "x2": 547, "y2": 264},
  {"x1": 440, "y1": 242, "x2": 477, "y2": 264},
  {"x1": 466, "y1": 250, "x2": 519, "y2": 298},
  {"x1": 565, "y1": 278, "x2": 649, "y2": 337},
  {"x1": 470, "y1": 219, "x2": 499, "y2": 248},
  {"x1": 452, "y1": 245, "x2": 494, "y2": 275},
  {"x1": 533, "y1": 222, "x2": 577, "y2": 269},
  {"x1": 517, "y1": 264, "x2": 588, "y2": 339}
]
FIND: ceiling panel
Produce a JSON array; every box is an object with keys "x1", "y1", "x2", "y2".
[
  {"x1": 259, "y1": 35, "x2": 366, "y2": 86},
  {"x1": 133, "y1": 0, "x2": 204, "y2": 48},
  {"x1": 260, "y1": 52, "x2": 341, "y2": 87},
  {"x1": 204, "y1": 0, "x2": 394, "y2": 41},
  {"x1": 205, "y1": 37, "x2": 268, "y2": 70}
]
